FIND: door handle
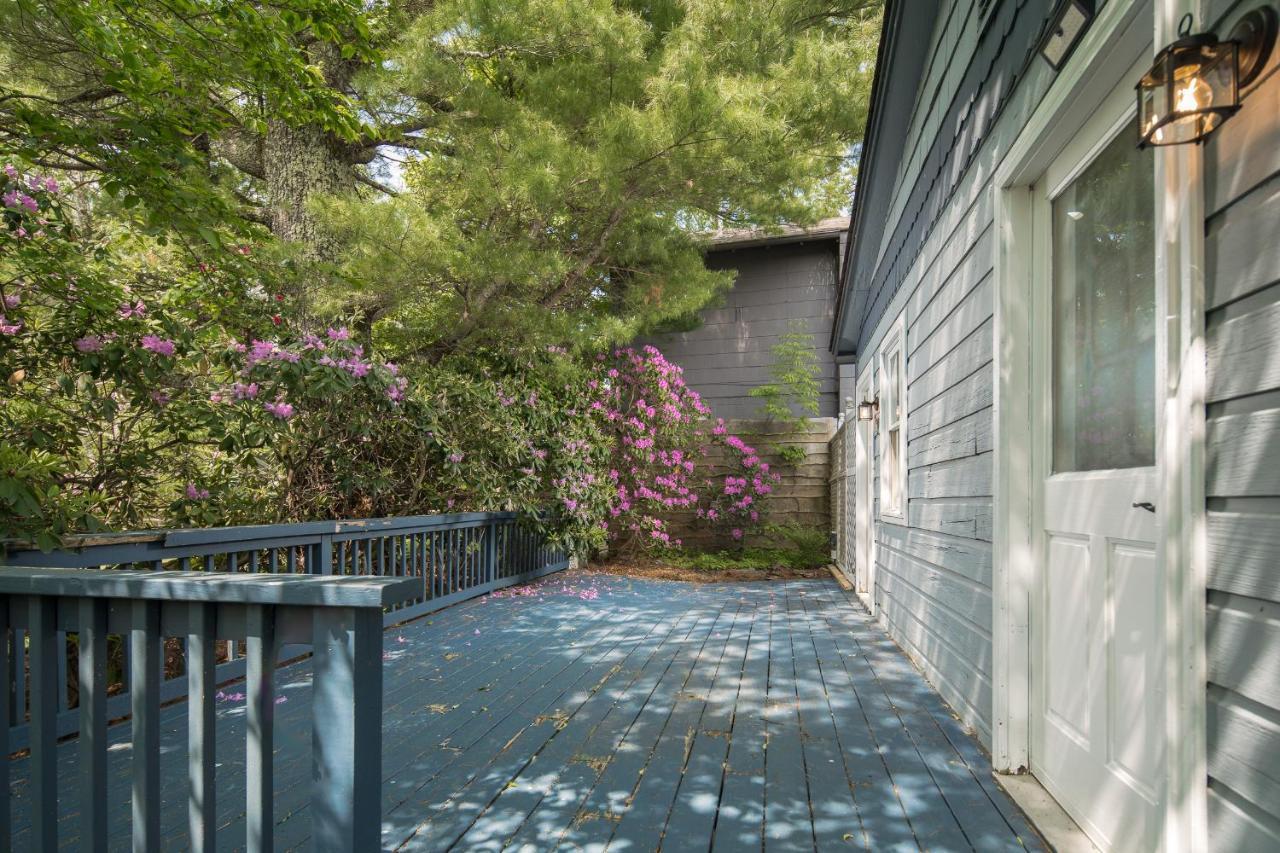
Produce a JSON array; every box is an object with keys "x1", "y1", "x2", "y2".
[{"x1": 1132, "y1": 501, "x2": 1156, "y2": 513}]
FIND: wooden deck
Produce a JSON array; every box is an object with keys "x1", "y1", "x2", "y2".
[{"x1": 8, "y1": 573, "x2": 1043, "y2": 851}]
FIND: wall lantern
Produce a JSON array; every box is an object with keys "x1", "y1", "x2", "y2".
[
  {"x1": 1137, "y1": 9, "x2": 1277, "y2": 148},
  {"x1": 856, "y1": 400, "x2": 878, "y2": 422},
  {"x1": 1038, "y1": 0, "x2": 1097, "y2": 71}
]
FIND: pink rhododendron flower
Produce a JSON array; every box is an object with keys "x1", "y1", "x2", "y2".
[
  {"x1": 140, "y1": 335, "x2": 176, "y2": 357},
  {"x1": 74, "y1": 335, "x2": 103, "y2": 352},
  {"x1": 231, "y1": 382, "x2": 259, "y2": 400},
  {"x1": 448, "y1": 452, "x2": 465, "y2": 463},
  {"x1": 264, "y1": 401, "x2": 294, "y2": 419},
  {"x1": 3, "y1": 293, "x2": 19, "y2": 309},
  {"x1": 0, "y1": 315, "x2": 20, "y2": 335},
  {"x1": 185, "y1": 483, "x2": 210, "y2": 500}
]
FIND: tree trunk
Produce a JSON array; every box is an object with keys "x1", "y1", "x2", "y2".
[
  {"x1": 261, "y1": 42, "x2": 359, "y2": 261},
  {"x1": 262, "y1": 120, "x2": 352, "y2": 260}
]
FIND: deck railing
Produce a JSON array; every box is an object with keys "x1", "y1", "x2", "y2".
[{"x1": 0, "y1": 512, "x2": 570, "y2": 852}]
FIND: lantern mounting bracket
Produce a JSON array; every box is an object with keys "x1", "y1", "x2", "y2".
[{"x1": 1230, "y1": 6, "x2": 1278, "y2": 88}]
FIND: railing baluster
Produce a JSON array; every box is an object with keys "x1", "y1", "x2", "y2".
[
  {"x1": 311, "y1": 606, "x2": 382, "y2": 852},
  {"x1": 246, "y1": 604, "x2": 278, "y2": 853},
  {"x1": 485, "y1": 521, "x2": 496, "y2": 586},
  {"x1": 132, "y1": 599, "x2": 162, "y2": 853},
  {"x1": 79, "y1": 598, "x2": 109, "y2": 852},
  {"x1": 188, "y1": 603, "x2": 217, "y2": 853},
  {"x1": 446, "y1": 530, "x2": 455, "y2": 593},
  {"x1": 30, "y1": 596, "x2": 58, "y2": 852}
]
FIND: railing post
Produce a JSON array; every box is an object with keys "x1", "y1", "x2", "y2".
[
  {"x1": 246, "y1": 605, "x2": 278, "y2": 853},
  {"x1": 0, "y1": 597, "x2": 8, "y2": 848},
  {"x1": 188, "y1": 603, "x2": 217, "y2": 853},
  {"x1": 30, "y1": 596, "x2": 58, "y2": 852},
  {"x1": 317, "y1": 533, "x2": 333, "y2": 576},
  {"x1": 311, "y1": 606, "x2": 382, "y2": 852},
  {"x1": 131, "y1": 599, "x2": 161, "y2": 853},
  {"x1": 79, "y1": 598, "x2": 109, "y2": 852}
]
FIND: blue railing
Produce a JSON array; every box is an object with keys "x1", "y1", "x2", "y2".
[{"x1": 0, "y1": 512, "x2": 569, "y2": 852}]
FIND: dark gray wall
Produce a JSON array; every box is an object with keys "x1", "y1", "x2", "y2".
[
  {"x1": 1201, "y1": 2, "x2": 1280, "y2": 846},
  {"x1": 643, "y1": 240, "x2": 840, "y2": 419}
]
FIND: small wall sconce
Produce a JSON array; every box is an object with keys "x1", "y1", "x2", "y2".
[
  {"x1": 1137, "y1": 9, "x2": 1277, "y2": 148},
  {"x1": 1038, "y1": 0, "x2": 1096, "y2": 71},
  {"x1": 856, "y1": 400, "x2": 878, "y2": 422}
]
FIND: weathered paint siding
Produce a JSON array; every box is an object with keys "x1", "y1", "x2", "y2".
[
  {"x1": 1200, "y1": 3, "x2": 1280, "y2": 844},
  {"x1": 644, "y1": 241, "x2": 840, "y2": 419}
]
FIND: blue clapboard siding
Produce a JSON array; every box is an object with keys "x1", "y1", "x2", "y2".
[
  {"x1": 643, "y1": 239, "x2": 841, "y2": 418},
  {"x1": 1201, "y1": 9, "x2": 1280, "y2": 846},
  {"x1": 842, "y1": 0, "x2": 1059, "y2": 747}
]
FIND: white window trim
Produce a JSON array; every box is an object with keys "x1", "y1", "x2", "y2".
[{"x1": 877, "y1": 312, "x2": 908, "y2": 523}]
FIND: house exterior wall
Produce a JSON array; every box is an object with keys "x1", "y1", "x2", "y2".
[
  {"x1": 837, "y1": 0, "x2": 1058, "y2": 747},
  {"x1": 1200, "y1": 2, "x2": 1280, "y2": 846},
  {"x1": 642, "y1": 240, "x2": 840, "y2": 420},
  {"x1": 839, "y1": 0, "x2": 1280, "y2": 844}
]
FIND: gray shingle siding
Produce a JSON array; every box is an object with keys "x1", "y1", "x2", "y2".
[{"x1": 643, "y1": 240, "x2": 840, "y2": 420}]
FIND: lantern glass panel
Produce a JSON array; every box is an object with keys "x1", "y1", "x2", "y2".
[{"x1": 1138, "y1": 39, "x2": 1239, "y2": 146}]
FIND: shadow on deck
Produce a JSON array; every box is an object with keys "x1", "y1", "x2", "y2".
[{"x1": 7, "y1": 574, "x2": 1043, "y2": 851}]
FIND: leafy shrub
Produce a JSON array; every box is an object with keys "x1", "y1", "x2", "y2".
[
  {"x1": 749, "y1": 321, "x2": 821, "y2": 427},
  {"x1": 587, "y1": 346, "x2": 778, "y2": 552}
]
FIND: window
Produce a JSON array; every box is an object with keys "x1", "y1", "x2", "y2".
[{"x1": 878, "y1": 314, "x2": 908, "y2": 521}]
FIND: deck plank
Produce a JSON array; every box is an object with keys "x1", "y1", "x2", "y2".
[{"x1": 5, "y1": 575, "x2": 1045, "y2": 853}]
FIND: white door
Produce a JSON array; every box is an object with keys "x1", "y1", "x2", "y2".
[
  {"x1": 1030, "y1": 87, "x2": 1164, "y2": 851},
  {"x1": 854, "y1": 369, "x2": 875, "y2": 609}
]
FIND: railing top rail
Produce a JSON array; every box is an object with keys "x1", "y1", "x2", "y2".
[
  {"x1": 0, "y1": 510, "x2": 526, "y2": 558},
  {"x1": 0, "y1": 566, "x2": 421, "y2": 609}
]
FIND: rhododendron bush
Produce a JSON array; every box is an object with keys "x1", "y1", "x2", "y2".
[
  {"x1": 588, "y1": 346, "x2": 779, "y2": 551},
  {"x1": 1, "y1": 164, "x2": 776, "y2": 554},
  {"x1": 0, "y1": 161, "x2": 613, "y2": 550}
]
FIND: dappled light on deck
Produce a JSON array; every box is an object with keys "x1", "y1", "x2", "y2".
[{"x1": 8, "y1": 574, "x2": 1041, "y2": 851}]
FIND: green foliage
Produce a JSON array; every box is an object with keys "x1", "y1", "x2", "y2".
[
  {"x1": 0, "y1": 0, "x2": 372, "y2": 243},
  {"x1": 750, "y1": 321, "x2": 822, "y2": 428},
  {"x1": 663, "y1": 523, "x2": 829, "y2": 571},
  {"x1": 318, "y1": 0, "x2": 882, "y2": 360},
  {"x1": 0, "y1": 0, "x2": 884, "y2": 553},
  {"x1": 777, "y1": 443, "x2": 809, "y2": 466},
  {"x1": 762, "y1": 522, "x2": 830, "y2": 566}
]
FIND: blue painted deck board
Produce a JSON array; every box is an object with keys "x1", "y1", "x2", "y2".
[{"x1": 6, "y1": 575, "x2": 1044, "y2": 852}]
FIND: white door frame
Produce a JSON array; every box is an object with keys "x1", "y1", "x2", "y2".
[
  {"x1": 854, "y1": 367, "x2": 876, "y2": 613},
  {"x1": 990, "y1": 0, "x2": 1207, "y2": 850}
]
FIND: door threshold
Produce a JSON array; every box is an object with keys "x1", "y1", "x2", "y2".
[{"x1": 993, "y1": 771, "x2": 1100, "y2": 852}]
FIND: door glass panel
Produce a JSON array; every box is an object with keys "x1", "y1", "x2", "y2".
[{"x1": 1052, "y1": 120, "x2": 1155, "y2": 473}]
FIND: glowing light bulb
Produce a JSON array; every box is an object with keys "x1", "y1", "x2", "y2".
[{"x1": 1174, "y1": 76, "x2": 1212, "y2": 112}]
